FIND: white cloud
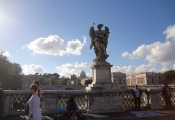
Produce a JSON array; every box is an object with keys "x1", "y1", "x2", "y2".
[
  {"x1": 2, "y1": 51, "x2": 10, "y2": 57},
  {"x1": 173, "y1": 64, "x2": 175, "y2": 70},
  {"x1": 122, "y1": 41, "x2": 175, "y2": 63},
  {"x1": 56, "y1": 62, "x2": 89, "y2": 77},
  {"x1": 86, "y1": 73, "x2": 92, "y2": 77},
  {"x1": 111, "y1": 64, "x2": 161, "y2": 75},
  {"x1": 22, "y1": 35, "x2": 86, "y2": 56},
  {"x1": 22, "y1": 64, "x2": 45, "y2": 74},
  {"x1": 65, "y1": 36, "x2": 86, "y2": 55},
  {"x1": 122, "y1": 24, "x2": 175, "y2": 70},
  {"x1": 164, "y1": 24, "x2": 175, "y2": 41}
]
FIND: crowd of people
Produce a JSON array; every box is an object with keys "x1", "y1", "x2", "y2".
[{"x1": 0, "y1": 82, "x2": 175, "y2": 120}]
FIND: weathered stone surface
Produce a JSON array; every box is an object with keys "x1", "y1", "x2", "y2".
[
  {"x1": 42, "y1": 95, "x2": 56, "y2": 114},
  {"x1": 87, "y1": 91, "x2": 125, "y2": 113},
  {"x1": 91, "y1": 64, "x2": 113, "y2": 85},
  {"x1": 148, "y1": 89, "x2": 163, "y2": 109}
]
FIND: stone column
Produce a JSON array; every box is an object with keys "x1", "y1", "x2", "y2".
[
  {"x1": 148, "y1": 89, "x2": 163, "y2": 109},
  {"x1": 4, "y1": 94, "x2": 11, "y2": 115},
  {"x1": 42, "y1": 91, "x2": 57, "y2": 114},
  {"x1": 75, "y1": 79, "x2": 78, "y2": 86},
  {"x1": 67, "y1": 80, "x2": 70, "y2": 86}
]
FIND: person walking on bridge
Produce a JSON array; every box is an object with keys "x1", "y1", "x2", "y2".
[
  {"x1": 132, "y1": 85, "x2": 142, "y2": 110},
  {"x1": 28, "y1": 84, "x2": 42, "y2": 120}
]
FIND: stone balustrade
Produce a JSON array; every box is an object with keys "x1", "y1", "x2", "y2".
[{"x1": 3, "y1": 89, "x2": 175, "y2": 115}]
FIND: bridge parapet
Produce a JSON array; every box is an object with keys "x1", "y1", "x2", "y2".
[{"x1": 3, "y1": 89, "x2": 175, "y2": 115}]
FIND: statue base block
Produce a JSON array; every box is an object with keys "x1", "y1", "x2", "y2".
[
  {"x1": 91, "y1": 63, "x2": 113, "y2": 84},
  {"x1": 86, "y1": 62, "x2": 125, "y2": 113},
  {"x1": 86, "y1": 89, "x2": 125, "y2": 113}
]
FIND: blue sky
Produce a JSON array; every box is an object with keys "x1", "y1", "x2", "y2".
[{"x1": 0, "y1": 0, "x2": 175, "y2": 77}]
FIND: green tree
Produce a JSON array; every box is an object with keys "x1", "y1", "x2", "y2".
[
  {"x1": 48, "y1": 76, "x2": 54, "y2": 85},
  {"x1": 59, "y1": 76, "x2": 68, "y2": 85},
  {"x1": 163, "y1": 70, "x2": 175, "y2": 84},
  {"x1": 0, "y1": 51, "x2": 23, "y2": 89},
  {"x1": 53, "y1": 73, "x2": 60, "y2": 78},
  {"x1": 37, "y1": 76, "x2": 46, "y2": 85}
]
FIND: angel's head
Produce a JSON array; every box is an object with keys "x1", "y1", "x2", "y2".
[{"x1": 97, "y1": 24, "x2": 103, "y2": 30}]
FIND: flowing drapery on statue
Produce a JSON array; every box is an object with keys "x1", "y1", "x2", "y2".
[{"x1": 89, "y1": 23, "x2": 110, "y2": 63}]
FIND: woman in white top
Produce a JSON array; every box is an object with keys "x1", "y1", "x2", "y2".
[{"x1": 28, "y1": 84, "x2": 42, "y2": 120}]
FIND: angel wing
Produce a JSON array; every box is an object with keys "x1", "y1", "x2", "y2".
[
  {"x1": 89, "y1": 26, "x2": 95, "y2": 49},
  {"x1": 104, "y1": 26, "x2": 110, "y2": 46}
]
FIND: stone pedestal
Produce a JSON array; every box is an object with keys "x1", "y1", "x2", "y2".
[
  {"x1": 42, "y1": 94, "x2": 57, "y2": 114},
  {"x1": 75, "y1": 79, "x2": 78, "y2": 86},
  {"x1": 86, "y1": 62, "x2": 117, "y2": 90},
  {"x1": 92, "y1": 63, "x2": 113, "y2": 84},
  {"x1": 86, "y1": 62, "x2": 124, "y2": 113},
  {"x1": 148, "y1": 89, "x2": 163, "y2": 109},
  {"x1": 86, "y1": 63, "x2": 113, "y2": 90},
  {"x1": 87, "y1": 90, "x2": 125, "y2": 113}
]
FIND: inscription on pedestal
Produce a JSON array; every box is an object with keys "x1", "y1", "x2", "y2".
[
  {"x1": 45, "y1": 98, "x2": 56, "y2": 109},
  {"x1": 150, "y1": 93, "x2": 162, "y2": 109},
  {"x1": 91, "y1": 95, "x2": 122, "y2": 109}
]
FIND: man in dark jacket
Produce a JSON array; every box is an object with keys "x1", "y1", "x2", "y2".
[
  {"x1": 162, "y1": 83, "x2": 174, "y2": 109},
  {"x1": 132, "y1": 85, "x2": 142, "y2": 110}
]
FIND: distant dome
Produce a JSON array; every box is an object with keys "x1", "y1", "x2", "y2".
[{"x1": 80, "y1": 70, "x2": 86, "y2": 78}]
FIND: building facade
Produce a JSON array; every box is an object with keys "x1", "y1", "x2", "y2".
[
  {"x1": 111, "y1": 72, "x2": 126, "y2": 85},
  {"x1": 22, "y1": 74, "x2": 39, "y2": 86},
  {"x1": 126, "y1": 72, "x2": 164, "y2": 85}
]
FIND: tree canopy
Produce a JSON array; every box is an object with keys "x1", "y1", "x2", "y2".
[
  {"x1": 59, "y1": 76, "x2": 69, "y2": 85},
  {"x1": 36, "y1": 76, "x2": 47, "y2": 85},
  {"x1": 163, "y1": 70, "x2": 175, "y2": 84},
  {"x1": 0, "y1": 51, "x2": 23, "y2": 89}
]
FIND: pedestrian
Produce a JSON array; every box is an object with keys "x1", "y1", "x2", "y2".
[
  {"x1": 132, "y1": 84, "x2": 142, "y2": 110},
  {"x1": 28, "y1": 80, "x2": 41, "y2": 99},
  {"x1": 162, "y1": 82, "x2": 174, "y2": 109},
  {"x1": 28, "y1": 84, "x2": 42, "y2": 120},
  {"x1": 66, "y1": 97, "x2": 79, "y2": 112},
  {"x1": 25, "y1": 80, "x2": 41, "y2": 115},
  {"x1": 0, "y1": 88, "x2": 5, "y2": 120}
]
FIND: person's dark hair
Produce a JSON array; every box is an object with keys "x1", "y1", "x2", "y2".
[
  {"x1": 30, "y1": 84, "x2": 38, "y2": 92},
  {"x1": 30, "y1": 84, "x2": 41, "y2": 98},
  {"x1": 33, "y1": 80, "x2": 40, "y2": 87},
  {"x1": 68, "y1": 97, "x2": 75, "y2": 104},
  {"x1": 0, "y1": 88, "x2": 5, "y2": 116}
]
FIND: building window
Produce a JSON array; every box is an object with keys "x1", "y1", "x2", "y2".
[
  {"x1": 152, "y1": 78, "x2": 154, "y2": 84},
  {"x1": 119, "y1": 79, "x2": 121, "y2": 84}
]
